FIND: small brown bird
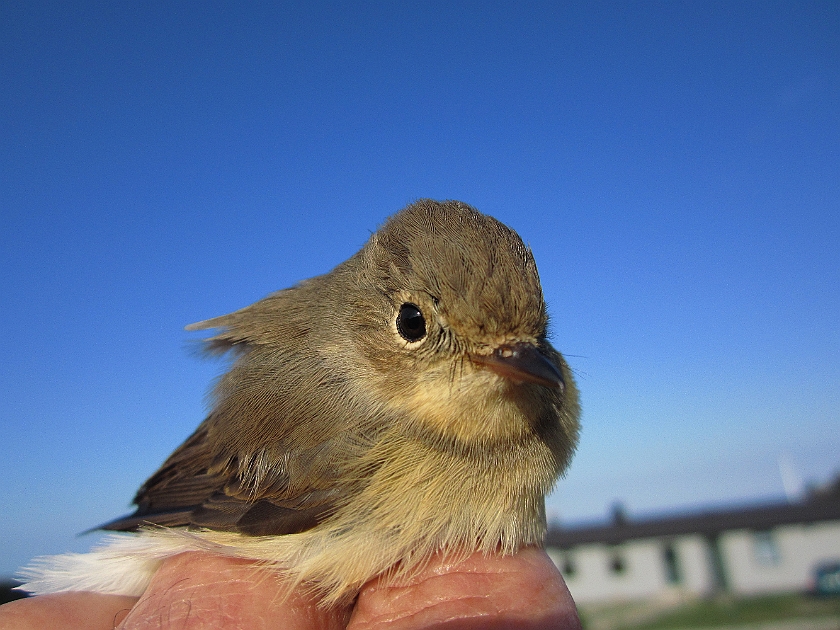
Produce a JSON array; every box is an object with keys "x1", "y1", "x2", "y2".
[{"x1": 21, "y1": 199, "x2": 580, "y2": 605}]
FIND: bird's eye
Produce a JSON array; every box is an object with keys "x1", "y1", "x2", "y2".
[{"x1": 396, "y1": 303, "x2": 426, "y2": 342}]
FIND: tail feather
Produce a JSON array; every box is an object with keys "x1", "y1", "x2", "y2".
[{"x1": 17, "y1": 532, "x2": 210, "y2": 596}]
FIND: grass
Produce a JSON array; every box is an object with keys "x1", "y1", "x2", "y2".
[{"x1": 579, "y1": 593, "x2": 840, "y2": 629}]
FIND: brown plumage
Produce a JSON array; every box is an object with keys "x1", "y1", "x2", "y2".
[{"x1": 21, "y1": 199, "x2": 580, "y2": 605}]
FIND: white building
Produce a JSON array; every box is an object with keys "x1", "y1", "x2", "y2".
[{"x1": 546, "y1": 478, "x2": 840, "y2": 605}]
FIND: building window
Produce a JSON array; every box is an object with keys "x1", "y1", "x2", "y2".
[
  {"x1": 560, "y1": 553, "x2": 577, "y2": 578},
  {"x1": 609, "y1": 552, "x2": 626, "y2": 574},
  {"x1": 753, "y1": 530, "x2": 781, "y2": 566},
  {"x1": 706, "y1": 534, "x2": 729, "y2": 592},
  {"x1": 662, "y1": 543, "x2": 682, "y2": 584}
]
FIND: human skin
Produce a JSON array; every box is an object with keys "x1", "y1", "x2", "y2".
[{"x1": 0, "y1": 548, "x2": 581, "y2": 629}]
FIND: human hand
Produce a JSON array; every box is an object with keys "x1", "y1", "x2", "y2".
[{"x1": 0, "y1": 547, "x2": 580, "y2": 629}]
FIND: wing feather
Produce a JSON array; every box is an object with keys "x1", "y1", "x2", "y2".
[{"x1": 100, "y1": 424, "x2": 342, "y2": 535}]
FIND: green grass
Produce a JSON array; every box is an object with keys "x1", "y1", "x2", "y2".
[{"x1": 580, "y1": 593, "x2": 840, "y2": 629}]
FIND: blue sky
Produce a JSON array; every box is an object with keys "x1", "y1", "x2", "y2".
[{"x1": 1, "y1": 2, "x2": 838, "y2": 575}]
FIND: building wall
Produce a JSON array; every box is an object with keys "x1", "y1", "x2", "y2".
[
  {"x1": 674, "y1": 535, "x2": 717, "y2": 595},
  {"x1": 723, "y1": 521, "x2": 840, "y2": 595},
  {"x1": 547, "y1": 519, "x2": 840, "y2": 604},
  {"x1": 549, "y1": 540, "x2": 673, "y2": 604}
]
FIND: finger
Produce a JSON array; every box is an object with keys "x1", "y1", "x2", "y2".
[
  {"x1": 117, "y1": 552, "x2": 350, "y2": 630},
  {"x1": 0, "y1": 592, "x2": 139, "y2": 630},
  {"x1": 348, "y1": 547, "x2": 581, "y2": 630}
]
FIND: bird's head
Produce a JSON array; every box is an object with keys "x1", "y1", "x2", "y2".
[{"x1": 340, "y1": 199, "x2": 578, "y2": 458}]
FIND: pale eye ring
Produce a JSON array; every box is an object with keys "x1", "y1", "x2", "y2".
[{"x1": 396, "y1": 303, "x2": 426, "y2": 342}]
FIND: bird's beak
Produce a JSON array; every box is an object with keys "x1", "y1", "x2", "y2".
[{"x1": 471, "y1": 343, "x2": 565, "y2": 391}]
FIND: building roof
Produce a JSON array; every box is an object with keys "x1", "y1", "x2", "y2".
[{"x1": 546, "y1": 478, "x2": 840, "y2": 548}]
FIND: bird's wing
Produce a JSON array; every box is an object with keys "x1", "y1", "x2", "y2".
[{"x1": 99, "y1": 424, "x2": 345, "y2": 536}]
